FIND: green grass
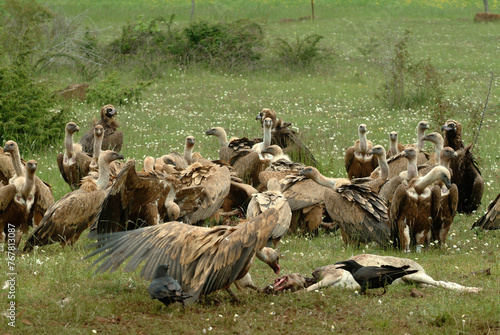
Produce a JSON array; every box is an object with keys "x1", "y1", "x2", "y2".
[{"x1": 2, "y1": 0, "x2": 500, "y2": 334}]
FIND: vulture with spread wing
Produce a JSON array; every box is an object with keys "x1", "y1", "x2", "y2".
[{"x1": 87, "y1": 208, "x2": 281, "y2": 304}]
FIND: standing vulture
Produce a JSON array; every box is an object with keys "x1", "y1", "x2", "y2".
[
  {"x1": 3, "y1": 141, "x2": 54, "y2": 227},
  {"x1": 57, "y1": 122, "x2": 92, "y2": 190},
  {"x1": 87, "y1": 208, "x2": 281, "y2": 304},
  {"x1": 472, "y1": 193, "x2": 500, "y2": 230},
  {"x1": 205, "y1": 126, "x2": 262, "y2": 163},
  {"x1": 344, "y1": 124, "x2": 378, "y2": 179},
  {"x1": 79, "y1": 104, "x2": 123, "y2": 155},
  {"x1": 441, "y1": 119, "x2": 484, "y2": 214},
  {"x1": 387, "y1": 131, "x2": 405, "y2": 158},
  {"x1": 252, "y1": 117, "x2": 273, "y2": 157},
  {"x1": 390, "y1": 166, "x2": 454, "y2": 252},
  {"x1": 23, "y1": 151, "x2": 124, "y2": 251},
  {"x1": 299, "y1": 167, "x2": 390, "y2": 247},
  {"x1": 256, "y1": 108, "x2": 317, "y2": 166},
  {"x1": 0, "y1": 160, "x2": 38, "y2": 247}
]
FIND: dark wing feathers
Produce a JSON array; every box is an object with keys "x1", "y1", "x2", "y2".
[{"x1": 472, "y1": 193, "x2": 500, "y2": 230}]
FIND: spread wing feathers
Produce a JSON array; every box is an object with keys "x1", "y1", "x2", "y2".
[
  {"x1": 247, "y1": 190, "x2": 292, "y2": 245},
  {"x1": 433, "y1": 184, "x2": 458, "y2": 243},
  {"x1": 87, "y1": 209, "x2": 280, "y2": 303},
  {"x1": 280, "y1": 174, "x2": 325, "y2": 211},
  {"x1": 472, "y1": 193, "x2": 500, "y2": 230},
  {"x1": 179, "y1": 164, "x2": 231, "y2": 224},
  {"x1": 271, "y1": 125, "x2": 317, "y2": 167},
  {"x1": 93, "y1": 160, "x2": 176, "y2": 234},
  {"x1": 175, "y1": 186, "x2": 208, "y2": 219},
  {"x1": 324, "y1": 185, "x2": 390, "y2": 247},
  {"x1": 24, "y1": 186, "x2": 106, "y2": 251}
]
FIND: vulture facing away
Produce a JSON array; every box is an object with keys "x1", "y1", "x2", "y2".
[
  {"x1": 300, "y1": 166, "x2": 390, "y2": 247},
  {"x1": 256, "y1": 108, "x2": 317, "y2": 166},
  {"x1": 441, "y1": 119, "x2": 484, "y2": 214},
  {"x1": 472, "y1": 193, "x2": 500, "y2": 230},
  {"x1": 87, "y1": 208, "x2": 281, "y2": 304},
  {"x1": 79, "y1": 104, "x2": 123, "y2": 155},
  {"x1": 0, "y1": 160, "x2": 38, "y2": 247},
  {"x1": 23, "y1": 151, "x2": 124, "y2": 251},
  {"x1": 344, "y1": 124, "x2": 378, "y2": 179}
]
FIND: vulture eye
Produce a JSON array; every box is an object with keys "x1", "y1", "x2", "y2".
[{"x1": 106, "y1": 107, "x2": 113, "y2": 112}]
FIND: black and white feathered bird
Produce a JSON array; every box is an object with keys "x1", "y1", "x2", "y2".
[
  {"x1": 148, "y1": 264, "x2": 192, "y2": 307},
  {"x1": 335, "y1": 259, "x2": 418, "y2": 295}
]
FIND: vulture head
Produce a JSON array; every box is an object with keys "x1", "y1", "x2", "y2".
[
  {"x1": 389, "y1": 131, "x2": 398, "y2": 142},
  {"x1": 256, "y1": 108, "x2": 277, "y2": 126},
  {"x1": 3, "y1": 140, "x2": 19, "y2": 154},
  {"x1": 441, "y1": 147, "x2": 458, "y2": 161},
  {"x1": 261, "y1": 144, "x2": 283, "y2": 157},
  {"x1": 99, "y1": 150, "x2": 124, "y2": 165},
  {"x1": 65, "y1": 122, "x2": 80, "y2": 135},
  {"x1": 368, "y1": 145, "x2": 386, "y2": 158},
  {"x1": 185, "y1": 136, "x2": 196, "y2": 149},
  {"x1": 100, "y1": 104, "x2": 117, "y2": 120},
  {"x1": 403, "y1": 147, "x2": 417, "y2": 160},
  {"x1": 417, "y1": 121, "x2": 430, "y2": 132},
  {"x1": 422, "y1": 132, "x2": 444, "y2": 147},
  {"x1": 358, "y1": 123, "x2": 368, "y2": 135},
  {"x1": 427, "y1": 166, "x2": 453, "y2": 189},
  {"x1": 94, "y1": 124, "x2": 104, "y2": 138},
  {"x1": 263, "y1": 117, "x2": 273, "y2": 130},
  {"x1": 441, "y1": 119, "x2": 460, "y2": 134},
  {"x1": 26, "y1": 160, "x2": 37, "y2": 175},
  {"x1": 205, "y1": 127, "x2": 224, "y2": 137},
  {"x1": 260, "y1": 247, "x2": 281, "y2": 274}
]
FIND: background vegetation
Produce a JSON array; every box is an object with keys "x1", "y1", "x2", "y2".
[{"x1": 0, "y1": 0, "x2": 499, "y2": 334}]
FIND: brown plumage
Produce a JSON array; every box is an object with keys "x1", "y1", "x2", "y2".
[
  {"x1": 3, "y1": 141, "x2": 54, "y2": 227},
  {"x1": 417, "y1": 146, "x2": 458, "y2": 177},
  {"x1": 205, "y1": 127, "x2": 262, "y2": 162},
  {"x1": 57, "y1": 122, "x2": 92, "y2": 190},
  {"x1": 23, "y1": 151, "x2": 124, "y2": 251},
  {"x1": 441, "y1": 119, "x2": 484, "y2": 214},
  {"x1": 390, "y1": 166, "x2": 453, "y2": 252},
  {"x1": 87, "y1": 208, "x2": 281, "y2": 304},
  {"x1": 472, "y1": 193, "x2": 500, "y2": 230},
  {"x1": 79, "y1": 104, "x2": 123, "y2": 155},
  {"x1": 91, "y1": 159, "x2": 206, "y2": 235},
  {"x1": 344, "y1": 124, "x2": 378, "y2": 179},
  {"x1": 300, "y1": 167, "x2": 390, "y2": 247},
  {"x1": 0, "y1": 160, "x2": 37, "y2": 247},
  {"x1": 0, "y1": 147, "x2": 15, "y2": 185},
  {"x1": 229, "y1": 149, "x2": 269, "y2": 187},
  {"x1": 256, "y1": 108, "x2": 317, "y2": 166},
  {"x1": 261, "y1": 145, "x2": 305, "y2": 172}
]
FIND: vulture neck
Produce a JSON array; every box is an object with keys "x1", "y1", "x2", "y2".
[
  {"x1": 441, "y1": 156, "x2": 451, "y2": 170},
  {"x1": 93, "y1": 135, "x2": 104, "y2": 166},
  {"x1": 9, "y1": 146, "x2": 24, "y2": 177},
  {"x1": 434, "y1": 142, "x2": 443, "y2": 166},
  {"x1": 389, "y1": 139, "x2": 399, "y2": 155},
  {"x1": 414, "y1": 170, "x2": 439, "y2": 195},
  {"x1": 96, "y1": 159, "x2": 112, "y2": 190},
  {"x1": 310, "y1": 171, "x2": 337, "y2": 190},
  {"x1": 65, "y1": 130, "x2": 76, "y2": 158},
  {"x1": 417, "y1": 128, "x2": 426, "y2": 151},
  {"x1": 262, "y1": 124, "x2": 272, "y2": 151},
  {"x1": 184, "y1": 143, "x2": 194, "y2": 164},
  {"x1": 21, "y1": 168, "x2": 36, "y2": 199},
  {"x1": 376, "y1": 155, "x2": 389, "y2": 180},
  {"x1": 406, "y1": 157, "x2": 418, "y2": 181},
  {"x1": 216, "y1": 130, "x2": 229, "y2": 147},
  {"x1": 358, "y1": 131, "x2": 368, "y2": 153}
]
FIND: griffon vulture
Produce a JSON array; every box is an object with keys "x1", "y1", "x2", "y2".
[
  {"x1": 472, "y1": 193, "x2": 499, "y2": 230},
  {"x1": 87, "y1": 208, "x2": 281, "y2": 304},
  {"x1": 387, "y1": 131, "x2": 406, "y2": 158},
  {"x1": 390, "y1": 166, "x2": 454, "y2": 252},
  {"x1": 300, "y1": 167, "x2": 390, "y2": 247},
  {"x1": 344, "y1": 124, "x2": 378, "y2": 179},
  {"x1": 0, "y1": 147, "x2": 15, "y2": 185},
  {"x1": 56, "y1": 122, "x2": 92, "y2": 190},
  {"x1": 79, "y1": 104, "x2": 123, "y2": 155},
  {"x1": 441, "y1": 119, "x2": 484, "y2": 214},
  {"x1": 256, "y1": 108, "x2": 317, "y2": 166},
  {"x1": 3, "y1": 141, "x2": 54, "y2": 227},
  {"x1": 23, "y1": 151, "x2": 124, "y2": 251},
  {"x1": 205, "y1": 127, "x2": 262, "y2": 163},
  {"x1": 0, "y1": 160, "x2": 38, "y2": 247},
  {"x1": 252, "y1": 117, "x2": 273, "y2": 157}
]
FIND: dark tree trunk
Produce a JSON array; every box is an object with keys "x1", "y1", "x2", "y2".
[{"x1": 484, "y1": 0, "x2": 489, "y2": 13}]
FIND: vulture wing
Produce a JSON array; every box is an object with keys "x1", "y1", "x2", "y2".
[{"x1": 472, "y1": 193, "x2": 500, "y2": 230}]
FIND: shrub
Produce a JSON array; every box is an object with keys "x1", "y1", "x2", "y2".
[
  {"x1": 274, "y1": 34, "x2": 328, "y2": 68},
  {"x1": 85, "y1": 72, "x2": 152, "y2": 106}
]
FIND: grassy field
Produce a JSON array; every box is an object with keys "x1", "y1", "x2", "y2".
[{"x1": 2, "y1": 0, "x2": 500, "y2": 334}]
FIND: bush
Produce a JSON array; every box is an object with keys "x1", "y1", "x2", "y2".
[
  {"x1": 274, "y1": 34, "x2": 328, "y2": 68},
  {"x1": 85, "y1": 72, "x2": 152, "y2": 106}
]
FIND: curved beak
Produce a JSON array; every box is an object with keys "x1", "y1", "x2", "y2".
[{"x1": 205, "y1": 129, "x2": 213, "y2": 135}]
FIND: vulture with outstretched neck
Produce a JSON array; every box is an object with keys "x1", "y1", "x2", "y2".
[
  {"x1": 79, "y1": 104, "x2": 123, "y2": 155},
  {"x1": 472, "y1": 193, "x2": 500, "y2": 230},
  {"x1": 344, "y1": 124, "x2": 378, "y2": 179},
  {"x1": 0, "y1": 160, "x2": 38, "y2": 247},
  {"x1": 3, "y1": 141, "x2": 54, "y2": 227},
  {"x1": 205, "y1": 126, "x2": 262, "y2": 163},
  {"x1": 256, "y1": 108, "x2": 317, "y2": 166},
  {"x1": 23, "y1": 151, "x2": 124, "y2": 251},
  {"x1": 252, "y1": 117, "x2": 273, "y2": 157},
  {"x1": 387, "y1": 131, "x2": 406, "y2": 158},
  {"x1": 300, "y1": 166, "x2": 390, "y2": 247},
  {"x1": 57, "y1": 122, "x2": 92, "y2": 190},
  {"x1": 390, "y1": 166, "x2": 454, "y2": 252},
  {"x1": 87, "y1": 208, "x2": 281, "y2": 304},
  {"x1": 441, "y1": 119, "x2": 484, "y2": 214}
]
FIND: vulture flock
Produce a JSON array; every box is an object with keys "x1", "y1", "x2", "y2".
[{"x1": 1, "y1": 104, "x2": 494, "y2": 305}]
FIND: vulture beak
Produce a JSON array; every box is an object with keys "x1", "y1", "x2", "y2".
[
  {"x1": 271, "y1": 263, "x2": 281, "y2": 275},
  {"x1": 115, "y1": 153, "x2": 125, "y2": 161},
  {"x1": 452, "y1": 151, "x2": 458, "y2": 158},
  {"x1": 442, "y1": 176, "x2": 452, "y2": 189},
  {"x1": 256, "y1": 113, "x2": 262, "y2": 120},
  {"x1": 106, "y1": 107, "x2": 116, "y2": 117},
  {"x1": 205, "y1": 129, "x2": 214, "y2": 136}
]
